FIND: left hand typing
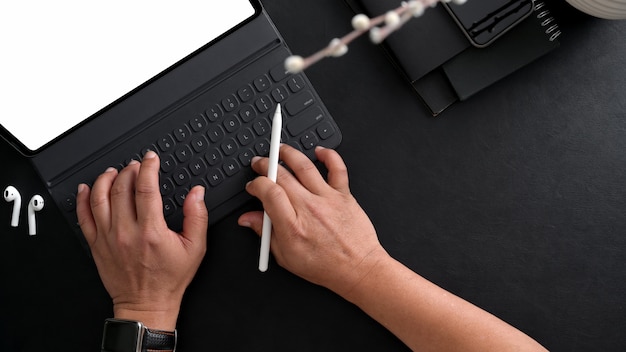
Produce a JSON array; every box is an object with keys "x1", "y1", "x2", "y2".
[{"x1": 75, "y1": 151, "x2": 208, "y2": 330}]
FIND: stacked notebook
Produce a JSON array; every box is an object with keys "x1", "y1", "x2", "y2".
[{"x1": 345, "y1": 0, "x2": 561, "y2": 115}]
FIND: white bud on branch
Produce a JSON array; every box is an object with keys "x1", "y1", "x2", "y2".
[{"x1": 285, "y1": 0, "x2": 467, "y2": 73}]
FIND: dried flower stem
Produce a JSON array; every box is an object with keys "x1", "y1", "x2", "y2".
[{"x1": 285, "y1": 0, "x2": 467, "y2": 73}]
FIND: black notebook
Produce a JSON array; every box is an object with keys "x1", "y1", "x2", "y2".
[{"x1": 346, "y1": 0, "x2": 561, "y2": 115}]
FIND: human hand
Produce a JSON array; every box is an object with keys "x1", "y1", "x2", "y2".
[
  {"x1": 76, "y1": 151, "x2": 208, "y2": 330},
  {"x1": 238, "y1": 145, "x2": 388, "y2": 298}
]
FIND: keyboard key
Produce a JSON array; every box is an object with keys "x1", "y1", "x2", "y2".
[
  {"x1": 205, "y1": 148, "x2": 223, "y2": 166},
  {"x1": 125, "y1": 154, "x2": 142, "y2": 166},
  {"x1": 189, "y1": 158, "x2": 207, "y2": 176},
  {"x1": 191, "y1": 135, "x2": 208, "y2": 153},
  {"x1": 222, "y1": 158, "x2": 241, "y2": 176},
  {"x1": 161, "y1": 155, "x2": 176, "y2": 173},
  {"x1": 301, "y1": 132, "x2": 319, "y2": 150},
  {"x1": 270, "y1": 64, "x2": 289, "y2": 82},
  {"x1": 287, "y1": 106, "x2": 324, "y2": 136},
  {"x1": 286, "y1": 91, "x2": 315, "y2": 116},
  {"x1": 239, "y1": 149, "x2": 254, "y2": 166},
  {"x1": 207, "y1": 104, "x2": 222, "y2": 122},
  {"x1": 190, "y1": 115, "x2": 207, "y2": 132},
  {"x1": 163, "y1": 199, "x2": 176, "y2": 216},
  {"x1": 160, "y1": 178, "x2": 175, "y2": 196},
  {"x1": 173, "y1": 168, "x2": 190, "y2": 186},
  {"x1": 141, "y1": 146, "x2": 156, "y2": 157},
  {"x1": 239, "y1": 104, "x2": 256, "y2": 122},
  {"x1": 61, "y1": 194, "x2": 76, "y2": 212},
  {"x1": 253, "y1": 119, "x2": 270, "y2": 136},
  {"x1": 221, "y1": 138, "x2": 238, "y2": 156},
  {"x1": 286, "y1": 140, "x2": 301, "y2": 151},
  {"x1": 175, "y1": 145, "x2": 192, "y2": 163},
  {"x1": 223, "y1": 115, "x2": 241, "y2": 133},
  {"x1": 255, "y1": 139, "x2": 270, "y2": 156},
  {"x1": 222, "y1": 94, "x2": 239, "y2": 112},
  {"x1": 207, "y1": 125, "x2": 225, "y2": 143},
  {"x1": 253, "y1": 74, "x2": 271, "y2": 92},
  {"x1": 207, "y1": 169, "x2": 224, "y2": 187},
  {"x1": 157, "y1": 135, "x2": 175, "y2": 152},
  {"x1": 173, "y1": 125, "x2": 191, "y2": 142},
  {"x1": 238, "y1": 85, "x2": 254, "y2": 102},
  {"x1": 271, "y1": 85, "x2": 289, "y2": 103},
  {"x1": 287, "y1": 75, "x2": 305, "y2": 93},
  {"x1": 237, "y1": 128, "x2": 254, "y2": 146},
  {"x1": 255, "y1": 95, "x2": 273, "y2": 113},
  {"x1": 317, "y1": 121, "x2": 335, "y2": 140},
  {"x1": 174, "y1": 189, "x2": 188, "y2": 207}
]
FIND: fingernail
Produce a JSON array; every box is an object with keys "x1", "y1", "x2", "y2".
[
  {"x1": 105, "y1": 167, "x2": 117, "y2": 173},
  {"x1": 77, "y1": 183, "x2": 87, "y2": 194},
  {"x1": 316, "y1": 145, "x2": 326, "y2": 150},
  {"x1": 251, "y1": 156, "x2": 262, "y2": 165},
  {"x1": 238, "y1": 218, "x2": 251, "y2": 228},
  {"x1": 128, "y1": 159, "x2": 139, "y2": 165},
  {"x1": 196, "y1": 186, "x2": 205, "y2": 202},
  {"x1": 144, "y1": 150, "x2": 157, "y2": 159}
]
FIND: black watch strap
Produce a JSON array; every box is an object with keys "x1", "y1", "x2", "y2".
[
  {"x1": 102, "y1": 318, "x2": 177, "y2": 352},
  {"x1": 144, "y1": 327, "x2": 177, "y2": 351}
]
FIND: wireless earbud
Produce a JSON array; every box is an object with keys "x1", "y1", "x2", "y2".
[
  {"x1": 4, "y1": 186, "x2": 21, "y2": 227},
  {"x1": 28, "y1": 195, "x2": 44, "y2": 236}
]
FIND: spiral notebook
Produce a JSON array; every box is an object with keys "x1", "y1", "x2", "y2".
[{"x1": 346, "y1": 0, "x2": 561, "y2": 115}]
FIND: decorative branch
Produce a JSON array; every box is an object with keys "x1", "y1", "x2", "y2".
[{"x1": 285, "y1": 0, "x2": 467, "y2": 74}]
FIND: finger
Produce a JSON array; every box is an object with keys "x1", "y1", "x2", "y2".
[
  {"x1": 238, "y1": 210, "x2": 265, "y2": 236},
  {"x1": 134, "y1": 151, "x2": 166, "y2": 227},
  {"x1": 244, "y1": 177, "x2": 297, "y2": 226},
  {"x1": 251, "y1": 156, "x2": 310, "y2": 202},
  {"x1": 180, "y1": 185, "x2": 209, "y2": 250},
  {"x1": 315, "y1": 147, "x2": 350, "y2": 194},
  {"x1": 238, "y1": 209, "x2": 285, "y2": 268},
  {"x1": 76, "y1": 183, "x2": 97, "y2": 246},
  {"x1": 110, "y1": 160, "x2": 141, "y2": 228},
  {"x1": 89, "y1": 167, "x2": 119, "y2": 234},
  {"x1": 277, "y1": 144, "x2": 329, "y2": 195}
]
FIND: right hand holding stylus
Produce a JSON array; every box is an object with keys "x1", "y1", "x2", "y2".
[{"x1": 238, "y1": 144, "x2": 387, "y2": 296}]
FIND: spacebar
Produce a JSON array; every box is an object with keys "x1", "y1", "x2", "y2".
[
  {"x1": 165, "y1": 168, "x2": 257, "y2": 232},
  {"x1": 206, "y1": 168, "x2": 257, "y2": 211}
]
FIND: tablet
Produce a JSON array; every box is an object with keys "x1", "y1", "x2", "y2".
[{"x1": 0, "y1": 0, "x2": 257, "y2": 154}]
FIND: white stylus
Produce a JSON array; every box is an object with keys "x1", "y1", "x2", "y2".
[{"x1": 259, "y1": 103, "x2": 282, "y2": 272}]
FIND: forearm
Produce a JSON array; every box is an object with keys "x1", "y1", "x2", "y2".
[{"x1": 341, "y1": 253, "x2": 547, "y2": 352}]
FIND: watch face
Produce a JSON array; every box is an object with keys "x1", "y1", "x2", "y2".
[{"x1": 102, "y1": 320, "x2": 143, "y2": 352}]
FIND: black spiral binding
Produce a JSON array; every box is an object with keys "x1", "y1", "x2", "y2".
[{"x1": 534, "y1": 1, "x2": 561, "y2": 41}]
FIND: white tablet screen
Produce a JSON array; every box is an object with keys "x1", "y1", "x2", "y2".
[{"x1": 0, "y1": 0, "x2": 256, "y2": 151}]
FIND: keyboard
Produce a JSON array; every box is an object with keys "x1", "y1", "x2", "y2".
[
  {"x1": 154, "y1": 58, "x2": 341, "y2": 231},
  {"x1": 55, "y1": 45, "x2": 342, "y2": 240}
]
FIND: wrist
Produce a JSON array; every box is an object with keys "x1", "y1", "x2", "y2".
[
  {"x1": 113, "y1": 306, "x2": 180, "y2": 331},
  {"x1": 334, "y1": 247, "x2": 391, "y2": 302}
]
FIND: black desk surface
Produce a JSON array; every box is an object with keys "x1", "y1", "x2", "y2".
[{"x1": 1, "y1": 1, "x2": 625, "y2": 351}]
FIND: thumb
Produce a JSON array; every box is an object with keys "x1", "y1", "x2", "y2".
[{"x1": 180, "y1": 186, "x2": 209, "y2": 245}]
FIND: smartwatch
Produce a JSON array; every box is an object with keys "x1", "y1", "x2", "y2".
[{"x1": 101, "y1": 318, "x2": 177, "y2": 352}]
